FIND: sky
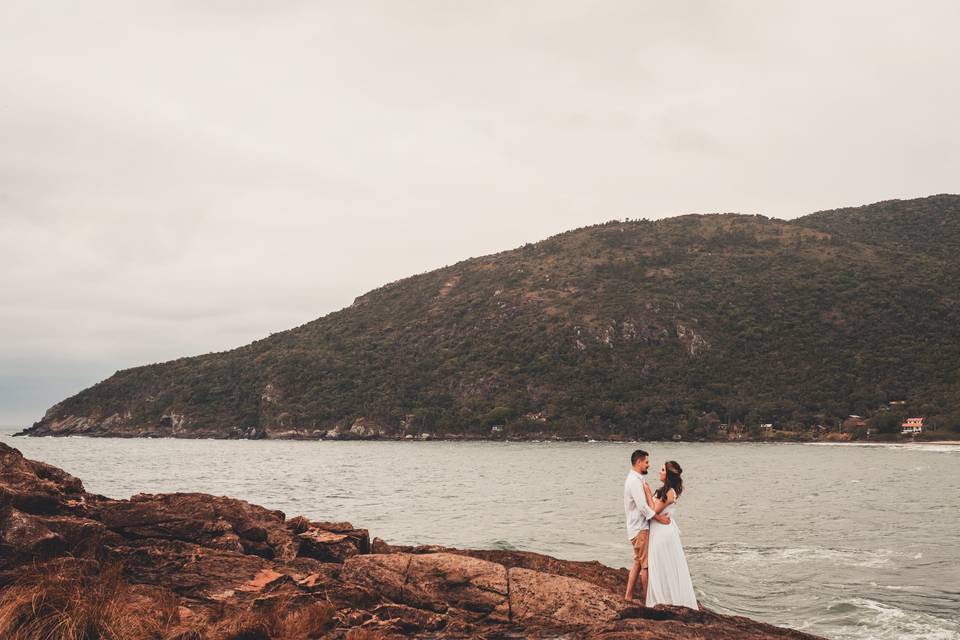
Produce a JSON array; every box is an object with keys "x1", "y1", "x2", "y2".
[{"x1": 1, "y1": 1, "x2": 958, "y2": 425}]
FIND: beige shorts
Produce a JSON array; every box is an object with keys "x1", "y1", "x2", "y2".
[{"x1": 631, "y1": 530, "x2": 649, "y2": 570}]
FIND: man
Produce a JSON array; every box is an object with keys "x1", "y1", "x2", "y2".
[{"x1": 623, "y1": 449, "x2": 671, "y2": 602}]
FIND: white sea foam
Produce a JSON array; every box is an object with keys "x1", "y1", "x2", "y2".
[
  {"x1": 827, "y1": 598, "x2": 960, "y2": 640},
  {"x1": 806, "y1": 441, "x2": 960, "y2": 453},
  {"x1": 691, "y1": 543, "x2": 895, "y2": 569},
  {"x1": 868, "y1": 581, "x2": 929, "y2": 592}
]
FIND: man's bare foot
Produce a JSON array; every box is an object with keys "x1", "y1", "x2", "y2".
[{"x1": 623, "y1": 596, "x2": 645, "y2": 605}]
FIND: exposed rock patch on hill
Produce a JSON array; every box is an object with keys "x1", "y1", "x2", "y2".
[{"x1": 0, "y1": 442, "x2": 821, "y2": 639}]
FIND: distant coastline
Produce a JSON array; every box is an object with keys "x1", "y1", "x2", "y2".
[{"x1": 6, "y1": 424, "x2": 958, "y2": 445}]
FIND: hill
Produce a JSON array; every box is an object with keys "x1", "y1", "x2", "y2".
[{"x1": 19, "y1": 195, "x2": 960, "y2": 440}]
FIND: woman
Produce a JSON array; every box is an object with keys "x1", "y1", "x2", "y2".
[{"x1": 644, "y1": 460, "x2": 699, "y2": 609}]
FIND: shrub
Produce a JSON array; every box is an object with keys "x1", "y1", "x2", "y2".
[
  {"x1": 0, "y1": 560, "x2": 177, "y2": 640},
  {"x1": 207, "y1": 600, "x2": 335, "y2": 640},
  {"x1": 0, "y1": 560, "x2": 337, "y2": 640}
]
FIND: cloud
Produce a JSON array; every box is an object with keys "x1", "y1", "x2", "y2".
[{"x1": 1, "y1": 1, "x2": 958, "y2": 423}]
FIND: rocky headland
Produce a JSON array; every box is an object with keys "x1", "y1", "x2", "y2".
[
  {"x1": 18, "y1": 195, "x2": 960, "y2": 442},
  {"x1": 0, "y1": 442, "x2": 821, "y2": 639}
]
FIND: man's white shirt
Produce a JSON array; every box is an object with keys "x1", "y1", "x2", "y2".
[{"x1": 624, "y1": 469, "x2": 656, "y2": 540}]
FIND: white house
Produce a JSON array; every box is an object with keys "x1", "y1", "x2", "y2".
[{"x1": 901, "y1": 417, "x2": 924, "y2": 435}]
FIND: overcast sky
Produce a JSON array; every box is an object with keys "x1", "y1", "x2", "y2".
[{"x1": 1, "y1": 1, "x2": 958, "y2": 425}]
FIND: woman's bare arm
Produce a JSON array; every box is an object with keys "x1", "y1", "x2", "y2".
[
  {"x1": 644, "y1": 483, "x2": 672, "y2": 523},
  {"x1": 659, "y1": 489, "x2": 678, "y2": 510}
]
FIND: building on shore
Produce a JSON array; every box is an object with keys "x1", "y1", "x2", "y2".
[
  {"x1": 842, "y1": 415, "x2": 867, "y2": 432},
  {"x1": 901, "y1": 417, "x2": 924, "y2": 435}
]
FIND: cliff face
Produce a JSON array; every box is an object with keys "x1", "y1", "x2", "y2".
[
  {"x1": 20, "y1": 194, "x2": 960, "y2": 440},
  {"x1": 0, "y1": 442, "x2": 821, "y2": 639}
]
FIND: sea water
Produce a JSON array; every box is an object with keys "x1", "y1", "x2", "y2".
[{"x1": 2, "y1": 428, "x2": 957, "y2": 640}]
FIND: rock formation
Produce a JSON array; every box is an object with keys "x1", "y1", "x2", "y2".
[{"x1": 0, "y1": 442, "x2": 821, "y2": 639}]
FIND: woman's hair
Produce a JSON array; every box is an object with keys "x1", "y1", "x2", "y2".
[{"x1": 654, "y1": 460, "x2": 684, "y2": 501}]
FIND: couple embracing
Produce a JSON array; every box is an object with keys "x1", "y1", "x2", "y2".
[{"x1": 622, "y1": 449, "x2": 698, "y2": 608}]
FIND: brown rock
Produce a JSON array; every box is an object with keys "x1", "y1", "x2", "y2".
[
  {"x1": 237, "y1": 568, "x2": 286, "y2": 592},
  {"x1": 338, "y1": 553, "x2": 410, "y2": 602},
  {"x1": 508, "y1": 566, "x2": 623, "y2": 626},
  {"x1": 0, "y1": 506, "x2": 64, "y2": 561},
  {"x1": 91, "y1": 492, "x2": 299, "y2": 560},
  {"x1": 585, "y1": 606, "x2": 823, "y2": 639},
  {"x1": 0, "y1": 443, "x2": 85, "y2": 515},
  {"x1": 105, "y1": 538, "x2": 273, "y2": 601},
  {"x1": 379, "y1": 543, "x2": 630, "y2": 595},
  {"x1": 405, "y1": 553, "x2": 509, "y2": 620},
  {"x1": 370, "y1": 603, "x2": 446, "y2": 633},
  {"x1": 297, "y1": 527, "x2": 361, "y2": 562},
  {"x1": 459, "y1": 548, "x2": 628, "y2": 594}
]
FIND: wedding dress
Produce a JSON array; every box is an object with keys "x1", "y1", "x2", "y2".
[{"x1": 646, "y1": 499, "x2": 699, "y2": 609}]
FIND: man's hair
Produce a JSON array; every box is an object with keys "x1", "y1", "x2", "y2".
[{"x1": 630, "y1": 449, "x2": 648, "y2": 466}]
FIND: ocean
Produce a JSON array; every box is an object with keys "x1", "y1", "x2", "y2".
[{"x1": 2, "y1": 428, "x2": 957, "y2": 640}]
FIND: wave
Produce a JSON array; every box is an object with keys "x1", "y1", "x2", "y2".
[
  {"x1": 689, "y1": 543, "x2": 896, "y2": 569},
  {"x1": 869, "y1": 582, "x2": 925, "y2": 592},
  {"x1": 805, "y1": 442, "x2": 960, "y2": 453},
  {"x1": 822, "y1": 597, "x2": 960, "y2": 640}
]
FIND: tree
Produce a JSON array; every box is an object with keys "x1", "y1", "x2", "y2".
[
  {"x1": 481, "y1": 406, "x2": 516, "y2": 428},
  {"x1": 870, "y1": 411, "x2": 903, "y2": 435}
]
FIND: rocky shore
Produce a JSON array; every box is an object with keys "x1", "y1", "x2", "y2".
[
  {"x1": 1, "y1": 442, "x2": 820, "y2": 639},
  {"x1": 18, "y1": 414, "x2": 948, "y2": 444}
]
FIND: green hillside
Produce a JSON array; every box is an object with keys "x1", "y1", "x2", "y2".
[{"x1": 21, "y1": 195, "x2": 960, "y2": 440}]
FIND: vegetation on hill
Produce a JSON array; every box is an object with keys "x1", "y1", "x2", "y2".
[{"x1": 21, "y1": 195, "x2": 960, "y2": 440}]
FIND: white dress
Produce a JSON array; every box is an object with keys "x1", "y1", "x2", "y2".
[{"x1": 646, "y1": 497, "x2": 699, "y2": 609}]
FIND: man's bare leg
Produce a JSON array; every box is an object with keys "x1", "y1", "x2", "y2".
[
  {"x1": 640, "y1": 566, "x2": 648, "y2": 603},
  {"x1": 624, "y1": 560, "x2": 640, "y2": 600}
]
